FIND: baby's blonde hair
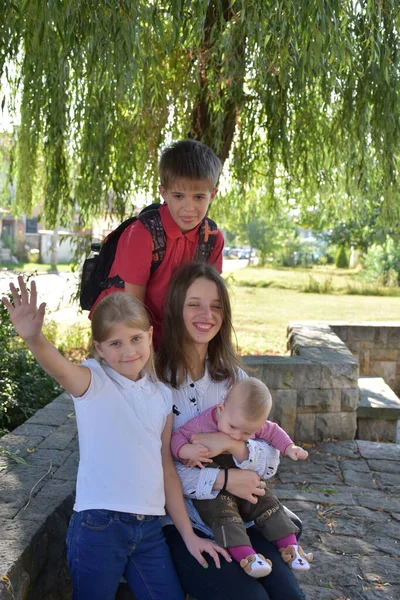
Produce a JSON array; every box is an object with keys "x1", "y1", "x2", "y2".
[
  {"x1": 90, "y1": 292, "x2": 156, "y2": 379},
  {"x1": 225, "y1": 377, "x2": 272, "y2": 421}
]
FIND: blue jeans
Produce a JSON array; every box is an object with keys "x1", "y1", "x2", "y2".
[
  {"x1": 67, "y1": 510, "x2": 185, "y2": 600},
  {"x1": 164, "y1": 525, "x2": 307, "y2": 600}
]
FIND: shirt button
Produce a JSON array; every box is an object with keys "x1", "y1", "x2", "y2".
[{"x1": 190, "y1": 383, "x2": 195, "y2": 388}]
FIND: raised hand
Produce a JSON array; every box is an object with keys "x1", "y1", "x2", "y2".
[{"x1": 2, "y1": 276, "x2": 46, "y2": 341}]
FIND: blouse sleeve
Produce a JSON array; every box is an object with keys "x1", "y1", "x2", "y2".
[
  {"x1": 174, "y1": 461, "x2": 221, "y2": 500},
  {"x1": 233, "y1": 439, "x2": 280, "y2": 479}
]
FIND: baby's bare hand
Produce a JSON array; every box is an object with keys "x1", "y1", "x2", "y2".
[{"x1": 285, "y1": 444, "x2": 308, "y2": 461}]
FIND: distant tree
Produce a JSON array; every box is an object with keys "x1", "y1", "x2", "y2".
[
  {"x1": 1, "y1": 1, "x2": 399, "y2": 227},
  {"x1": 335, "y1": 246, "x2": 349, "y2": 269},
  {"x1": 247, "y1": 219, "x2": 278, "y2": 266}
]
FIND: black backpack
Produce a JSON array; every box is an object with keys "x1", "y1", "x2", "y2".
[{"x1": 79, "y1": 203, "x2": 219, "y2": 311}]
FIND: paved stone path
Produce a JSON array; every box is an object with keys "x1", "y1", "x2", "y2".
[{"x1": 271, "y1": 439, "x2": 400, "y2": 600}]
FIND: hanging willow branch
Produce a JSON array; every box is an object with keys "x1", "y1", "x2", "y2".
[{"x1": 1, "y1": 0, "x2": 399, "y2": 227}]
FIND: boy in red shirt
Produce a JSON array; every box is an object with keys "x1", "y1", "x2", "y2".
[{"x1": 91, "y1": 140, "x2": 224, "y2": 347}]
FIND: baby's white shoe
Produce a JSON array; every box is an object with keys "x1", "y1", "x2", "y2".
[
  {"x1": 279, "y1": 544, "x2": 313, "y2": 571},
  {"x1": 240, "y1": 553, "x2": 272, "y2": 578}
]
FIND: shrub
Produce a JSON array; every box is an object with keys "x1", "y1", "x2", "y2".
[
  {"x1": 0, "y1": 294, "x2": 62, "y2": 436},
  {"x1": 360, "y1": 237, "x2": 400, "y2": 287},
  {"x1": 335, "y1": 246, "x2": 349, "y2": 268},
  {"x1": 302, "y1": 276, "x2": 333, "y2": 294}
]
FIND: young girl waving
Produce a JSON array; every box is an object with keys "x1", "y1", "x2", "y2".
[{"x1": 2, "y1": 276, "x2": 229, "y2": 600}]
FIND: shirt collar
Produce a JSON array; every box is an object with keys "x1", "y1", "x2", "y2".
[
  {"x1": 185, "y1": 365, "x2": 212, "y2": 398},
  {"x1": 102, "y1": 362, "x2": 149, "y2": 390},
  {"x1": 160, "y1": 203, "x2": 202, "y2": 242}
]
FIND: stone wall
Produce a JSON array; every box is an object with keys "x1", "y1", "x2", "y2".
[
  {"x1": 244, "y1": 322, "x2": 359, "y2": 444},
  {"x1": 329, "y1": 322, "x2": 400, "y2": 396},
  {"x1": 0, "y1": 392, "x2": 76, "y2": 600}
]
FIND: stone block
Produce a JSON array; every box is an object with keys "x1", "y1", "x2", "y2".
[
  {"x1": 357, "y1": 439, "x2": 400, "y2": 461},
  {"x1": 371, "y1": 348, "x2": 398, "y2": 361},
  {"x1": 358, "y1": 349, "x2": 370, "y2": 374},
  {"x1": 367, "y1": 458, "x2": 400, "y2": 473},
  {"x1": 341, "y1": 388, "x2": 360, "y2": 411},
  {"x1": 320, "y1": 360, "x2": 359, "y2": 389},
  {"x1": 359, "y1": 341, "x2": 375, "y2": 350},
  {"x1": 387, "y1": 327, "x2": 400, "y2": 346},
  {"x1": 370, "y1": 360, "x2": 397, "y2": 388},
  {"x1": 346, "y1": 340, "x2": 360, "y2": 352},
  {"x1": 294, "y1": 413, "x2": 315, "y2": 443},
  {"x1": 297, "y1": 389, "x2": 337, "y2": 413},
  {"x1": 315, "y1": 412, "x2": 357, "y2": 442},
  {"x1": 248, "y1": 358, "x2": 322, "y2": 390},
  {"x1": 0, "y1": 435, "x2": 47, "y2": 457},
  {"x1": 374, "y1": 326, "x2": 389, "y2": 345},
  {"x1": 52, "y1": 452, "x2": 79, "y2": 482},
  {"x1": 347, "y1": 325, "x2": 376, "y2": 342},
  {"x1": 15, "y1": 479, "x2": 75, "y2": 522},
  {"x1": 357, "y1": 419, "x2": 397, "y2": 443},
  {"x1": 27, "y1": 407, "x2": 72, "y2": 427},
  {"x1": 38, "y1": 420, "x2": 77, "y2": 450},
  {"x1": 329, "y1": 325, "x2": 348, "y2": 342},
  {"x1": 11, "y1": 423, "x2": 56, "y2": 438},
  {"x1": 270, "y1": 389, "x2": 297, "y2": 439},
  {"x1": 314, "y1": 439, "x2": 359, "y2": 457}
]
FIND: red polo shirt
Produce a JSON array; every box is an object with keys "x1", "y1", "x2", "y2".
[{"x1": 91, "y1": 204, "x2": 224, "y2": 347}]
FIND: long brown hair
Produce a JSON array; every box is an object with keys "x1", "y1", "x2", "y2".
[{"x1": 156, "y1": 264, "x2": 243, "y2": 387}]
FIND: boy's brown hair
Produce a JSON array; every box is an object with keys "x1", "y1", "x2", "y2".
[
  {"x1": 226, "y1": 377, "x2": 272, "y2": 422},
  {"x1": 159, "y1": 140, "x2": 222, "y2": 189}
]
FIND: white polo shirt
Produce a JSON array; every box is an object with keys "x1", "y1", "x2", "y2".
[{"x1": 72, "y1": 359, "x2": 172, "y2": 515}]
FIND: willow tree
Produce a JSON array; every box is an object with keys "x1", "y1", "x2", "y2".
[{"x1": 1, "y1": 1, "x2": 399, "y2": 228}]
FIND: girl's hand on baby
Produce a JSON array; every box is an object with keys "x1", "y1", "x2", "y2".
[
  {"x1": 285, "y1": 444, "x2": 308, "y2": 461},
  {"x1": 183, "y1": 533, "x2": 232, "y2": 569},
  {"x1": 2, "y1": 277, "x2": 46, "y2": 341},
  {"x1": 225, "y1": 469, "x2": 266, "y2": 504}
]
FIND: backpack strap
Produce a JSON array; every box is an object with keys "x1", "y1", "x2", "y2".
[
  {"x1": 105, "y1": 209, "x2": 165, "y2": 290},
  {"x1": 137, "y1": 209, "x2": 166, "y2": 273},
  {"x1": 195, "y1": 216, "x2": 219, "y2": 262}
]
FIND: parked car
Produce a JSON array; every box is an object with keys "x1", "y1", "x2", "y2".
[{"x1": 228, "y1": 248, "x2": 241, "y2": 258}]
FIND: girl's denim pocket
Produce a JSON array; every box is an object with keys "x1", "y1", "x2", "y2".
[{"x1": 81, "y1": 509, "x2": 114, "y2": 531}]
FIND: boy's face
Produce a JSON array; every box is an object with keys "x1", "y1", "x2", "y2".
[
  {"x1": 159, "y1": 178, "x2": 218, "y2": 233},
  {"x1": 216, "y1": 396, "x2": 267, "y2": 442}
]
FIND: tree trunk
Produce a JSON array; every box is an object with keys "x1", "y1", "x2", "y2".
[{"x1": 189, "y1": 1, "x2": 246, "y2": 164}]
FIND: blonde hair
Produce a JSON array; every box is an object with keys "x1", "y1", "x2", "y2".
[
  {"x1": 225, "y1": 377, "x2": 272, "y2": 421},
  {"x1": 90, "y1": 292, "x2": 156, "y2": 379}
]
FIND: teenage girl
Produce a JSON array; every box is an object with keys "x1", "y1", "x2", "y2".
[
  {"x1": 156, "y1": 263, "x2": 307, "y2": 600},
  {"x1": 2, "y1": 276, "x2": 229, "y2": 600}
]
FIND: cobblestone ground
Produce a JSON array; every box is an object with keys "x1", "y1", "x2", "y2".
[{"x1": 270, "y1": 440, "x2": 400, "y2": 600}]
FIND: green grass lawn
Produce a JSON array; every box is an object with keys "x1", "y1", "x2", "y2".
[
  {"x1": 224, "y1": 266, "x2": 400, "y2": 355},
  {"x1": 16, "y1": 262, "x2": 398, "y2": 358},
  {"x1": 0, "y1": 262, "x2": 74, "y2": 273}
]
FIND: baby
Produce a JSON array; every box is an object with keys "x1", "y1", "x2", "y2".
[{"x1": 171, "y1": 377, "x2": 313, "y2": 579}]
